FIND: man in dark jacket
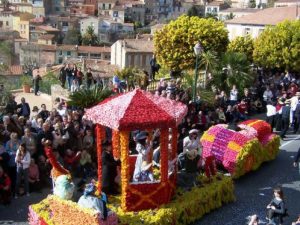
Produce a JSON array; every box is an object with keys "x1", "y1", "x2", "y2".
[
  {"x1": 5, "y1": 96, "x2": 17, "y2": 115},
  {"x1": 33, "y1": 74, "x2": 42, "y2": 96},
  {"x1": 59, "y1": 64, "x2": 67, "y2": 88},
  {"x1": 102, "y1": 144, "x2": 120, "y2": 195},
  {"x1": 280, "y1": 100, "x2": 291, "y2": 139},
  {"x1": 293, "y1": 100, "x2": 300, "y2": 133},
  {"x1": 17, "y1": 97, "x2": 30, "y2": 118}
]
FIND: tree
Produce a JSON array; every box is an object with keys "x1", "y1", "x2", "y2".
[
  {"x1": 115, "y1": 67, "x2": 148, "y2": 90},
  {"x1": 228, "y1": 35, "x2": 254, "y2": 62},
  {"x1": 210, "y1": 52, "x2": 254, "y2": 92},
  {"x1": 187, "y1": 5, "x2": 204, "y2": 17},
  {"x1": 82, "y1": 26, "x2": 99, "y2": 46},
  {"x1": 154, "y1": 15, "x2": 229, "y2": 71},
  {"x1": 63, "y1": 28, "x2": 81, "y2": 45},
  {"x1": 253, "y1": 20, "x2": 300, "y2": 72},
  {"x1": 199, "y1": 50, "x2": 218, "y2": 88}
]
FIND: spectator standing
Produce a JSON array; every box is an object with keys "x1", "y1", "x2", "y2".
[
  {"x1": 59, "y1": 64, "x2": 67, "y2": 88},
  {"x1": 66, "y1": 64, "x2": 73, "y2": 91},
  {"x1": 263, "y1": 86, "x2": 273, "y2": 103},
  {"x1": 76, "y1": 67, "x2": 84, "y2": 86},
  {"x1": 229, "y1": 85, "x2": 238, "y2": 106},
  {"x1": 280, "y1": 100, "x2": 291, "y2": 139},
  {"x1": 17, "y1": 97, "x2": 30, "y2": 119},
  {"x1": 266, "y1": 101, "x2": 276, "y2": 129},
  {"x1": 33, "y1": 74, "x2": 42, "y2": 96},
  {"x1": 21, "y1": 128, "x2": 37, "y2": 156},
  {"x1": 294, "y1": 99, "x2": 300, "y2": 133},
  {"x1": 150, "y1": 55, "x2": 159, "y2": 81},
  {"x1": 86, "y1": 68, "x2": 94, "y2": 88},
  {"x1": 15, "y1": 143, "x2": 31, "y2": 197},
  {"x1": 28, "y1": 159, "x2": 41, "y2": 192}
]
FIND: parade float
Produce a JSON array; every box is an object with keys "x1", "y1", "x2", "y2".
[
  {"x1": 201, "y1": 119, "x2": 280, "y2": 178},
  {"x1": 28, "y1": 89, "x2": 235, "y2": 225}
]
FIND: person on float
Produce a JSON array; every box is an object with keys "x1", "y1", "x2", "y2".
[
  {"x1": 133, "y1": 131, "x2": 158, "y2": 182},
  {"x1": 102, "y1": 143, "x2": 120, "y2": 194},
  {"x1": 78, "y1": 182, "x2": 108, "y2": 221},
  {"x1": 178, "y1": 129, "x2": 201, "y2": 169}
]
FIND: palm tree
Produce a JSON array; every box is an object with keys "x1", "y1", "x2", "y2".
[
  {"x1": 67, "y1": 85, "x2": 113, "y2": 109},
  {"x1": 211, "y1": 52, "x2": 254, "y2": 92},
  {"x1": 199, "y1": 50, "x2": 218, "y2": 88}
]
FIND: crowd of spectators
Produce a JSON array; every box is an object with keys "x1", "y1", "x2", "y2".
[{"x1": 0, "y1": 68, "x2": 300, "y2": 211}]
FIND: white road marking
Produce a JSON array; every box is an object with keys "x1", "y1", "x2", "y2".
[{"x1": 280, "y1": 134, "x2": 300, "y2": 148}]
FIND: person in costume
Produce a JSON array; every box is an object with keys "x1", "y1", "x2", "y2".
[
  {"x1": 133, "y1": 130, "x2": 158, "y2": 182},
  {"x1": 78, "y1": 182, "x2": 108, "y2": 220},
  {"x1": 53, "y1": 175, "x2": 75, "y2": 200}
]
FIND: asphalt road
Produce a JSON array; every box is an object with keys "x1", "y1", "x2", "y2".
[{"x1": 0, "y1": 134, "x2": 300, "y2": 225}]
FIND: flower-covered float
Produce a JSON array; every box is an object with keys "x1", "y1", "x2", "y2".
[
  {"x1": 201, "y1": 119, "x2": 280, "y2": 178},
  {"x1": 29, "y1": 89, "x2": 235, "y2": 225}
]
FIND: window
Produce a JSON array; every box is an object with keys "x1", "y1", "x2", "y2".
[
  {"x1": 102, "y1": 3, "x2": 105, "y2": 9},
  {"x1": 67, "y1": 51, "x2": 71, "y2": 56},
  {"x1": 62, "y1": 22, "x2": 68, "y2": 27},
  {"x1": 113, "y1": 11, "x2": 118, "y2": 17},
  {"x1": 245, "y1": 27, "x2": 251, "y2": 35},
  {"x1": 6, "y1": 21, "x2": 8, "y2": 26},
  {"x1": 109, "y1": 3, "x2": 111, "y2": 9},
  {"x1": 78, "y1": 53, "x2": 88, "y2": 57},
  {"x1": 59, "y1": 50, "x2": 62, "y2": 55},
  {"x1": 90, "y1": 53, "x2": 101, "y2": 58}
]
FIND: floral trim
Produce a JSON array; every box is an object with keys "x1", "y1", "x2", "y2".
[
  {"x1": 160, "y1": 128, "x2": 168, "y2": 183},
  {"x1": 96, "y1": 125, "x2": 103, "y2": 193},
  {"x1": 120, "y1": 131, "x2": 130, "y2": 211},
  {"x1": 112, "y1": 130, "x2": 120, "y2": 159}
]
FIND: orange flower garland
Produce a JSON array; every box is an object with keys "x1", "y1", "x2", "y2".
[
  {"x1": 120, "y1": 131, "x2": 130, "y2": 211},
  {"x1": 112, "y1": 130, "x2": 121, "y2": 159},
  {"x1": 160, "y1": 129, "x2": 168, "y2": 183},
  {"x1": 96, "y1": 125, "x2": 103, "y2": 193}
]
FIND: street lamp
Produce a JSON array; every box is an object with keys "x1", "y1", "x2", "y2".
[{"x1": 192, "y1": 41, "x2": 202, "y2": 102}]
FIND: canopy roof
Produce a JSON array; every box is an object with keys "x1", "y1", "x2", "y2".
[{"x1": 85, "y1": 89, "x2": 188, "y2": 130}]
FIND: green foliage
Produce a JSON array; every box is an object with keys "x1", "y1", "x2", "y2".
[
  {"x1": 187, "y1": 5, "x2": 204, "y2": 17},
  {"x1": 228, "y1": 35, "x2": 254, "y2": 61},
  {"x1": 210, "y1": 52, "x2": 254, "y2": 92},
  {"x1": 0, "y1": 41, "x2": 12, "y2": 57},
  {"x1": 20, "y1": 75, "x2": 32, "y2": 85},
  {"x1": 115, "y1": 67, "x2": 148, "y2": 89},
  {"x1": 68, "y1": 85, "x2": 113, "y2": 109},
  {"x1": 154, "y1": 15, "x2": 229, "y2": 71},
  {"x1": 82, "y1": 26, "x2": 99, "y2": 46},
  {"x1": 40, "y1": 72, "x2": 60, "y2": 95},
  {"x1": 134, "y1": 21, "x2": 143, "y2": 29},
  {"x1": 63, "y1": 28, "x2": 82, "y2": 45},
  {"x1": 0, "y1": 86, "x2": 12, "y2": 107},
  {"x1": 253, "y1": 20, "x2": 300, "y2": 71},
  {"x1": 225, "y1": 12, "x2": 235, "y2": 20}
]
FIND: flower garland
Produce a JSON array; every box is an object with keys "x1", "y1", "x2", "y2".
[
  {"x1": 112, "y1": 130, "x2": 120, "y2": 159},
  {"x1": 96, "y1": 125, "x2": 103, "y2": 193},
  {"x1": 120, "y1": 131, "x2": 130, "y2": 211}
]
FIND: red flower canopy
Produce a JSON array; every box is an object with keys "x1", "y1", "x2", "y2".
[{"x1": 85, "y1": 89, "x2": 188, "y2": 130}]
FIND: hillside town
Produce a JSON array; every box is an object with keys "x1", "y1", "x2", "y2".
[{"x1": 0, "y1": 0, "x2": 300, "y2": 224}]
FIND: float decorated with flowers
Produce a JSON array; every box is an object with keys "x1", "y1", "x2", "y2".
[
  {"x1": 29, "y1": 89, "x2": 235, "y2": 225},
  {"x1": 201, "y1": 119, "x2": 280, "y2": 178}
]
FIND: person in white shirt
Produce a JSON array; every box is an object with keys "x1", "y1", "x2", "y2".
[
  {"x1": 263, "y1": 86, "x2": 273, "y2": 102},
  {"x1": 229, "y1": 85, "x2": 238, "y2": 106},
  {"x1": 266, "y1": 101, "x2": 276, "y2": 129},
  {"x1": 15, "y1": 143, "x2": 31, "y2": 197},
  {"x1": 290, "y1": 92, "x2": 300, "y2": 125}
]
